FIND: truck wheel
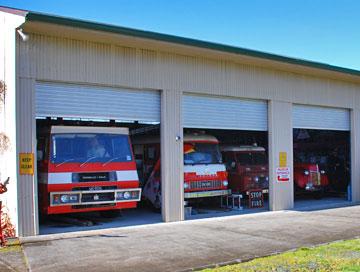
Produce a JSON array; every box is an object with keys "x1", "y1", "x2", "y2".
[{"x1": 100, "y1": 210, "x2": 122, "y2": 218}]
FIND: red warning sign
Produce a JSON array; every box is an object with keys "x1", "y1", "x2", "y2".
[{"x1": 276, "y1": 167, "x2": 290, "y2": 182}]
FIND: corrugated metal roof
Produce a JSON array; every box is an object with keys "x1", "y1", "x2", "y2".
[{"x1": 2, "y1": 5, "x2": 360, "y2": 78}]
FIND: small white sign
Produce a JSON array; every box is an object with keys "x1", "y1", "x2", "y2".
[{"x1": 276, "y1": 167, "x2": 290, "y2": 183}]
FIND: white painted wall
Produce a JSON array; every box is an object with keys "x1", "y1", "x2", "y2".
[{"x1": 0, "y1": 11, "x2": 25, "y2": 236}]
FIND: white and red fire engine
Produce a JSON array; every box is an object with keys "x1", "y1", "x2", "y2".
[
  {"x1": 37, "y1": 126, "x2": 141, "y2": 215},
  {"x1": 133, "y1": 133, "x2": 231, "y2": 208}
]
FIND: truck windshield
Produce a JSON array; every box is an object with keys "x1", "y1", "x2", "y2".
[
  {"x1": 184, "y1": 143, "x2": 222, "y2": 165},
  {"x1": 51, "y1": 133, "x2": 133, "y2": 164},
  {"x1": 236, "y1": 152, "x2": 267, "y2": 165}
]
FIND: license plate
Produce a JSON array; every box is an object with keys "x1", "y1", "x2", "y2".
[{"x1": 89, "y1": 186, "x2": 102, "y2": 191}]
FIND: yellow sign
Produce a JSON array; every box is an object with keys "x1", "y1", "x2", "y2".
[
  {"x1": 19, "y1": 153, "x2": 34, "y2": 175},
  {"x1": 279, "y1": 152, "x2": 287, "y2": 167}
]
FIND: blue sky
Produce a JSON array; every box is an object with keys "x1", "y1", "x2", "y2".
[{"x1": 1, "y1": 0, "x2": 359, "y2": 70}]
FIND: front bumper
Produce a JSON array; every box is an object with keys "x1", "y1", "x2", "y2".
[
  {"x1": 184, "y1": 189, "x2": 231, "y2": 199},
  {"x1": 50, "y1": 188, "x2": 142, "y2": 206}
]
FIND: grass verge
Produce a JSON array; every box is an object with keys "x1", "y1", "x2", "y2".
[{"x1": 202, "y1": 238, "x2": 360, "y2": 272}]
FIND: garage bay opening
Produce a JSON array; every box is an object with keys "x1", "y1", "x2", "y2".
[
  {"x1": 182, "y1": 94, "x2": 269, "y2": 219},
  {"x1": 35, "y1": 82, "x2": 161, "y2": 234},
  {"x1": 292, "y1": 105, "x2": 351, "y2": 209}
]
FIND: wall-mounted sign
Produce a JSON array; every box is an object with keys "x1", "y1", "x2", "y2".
[
  {"x1": 248, "y1": 189, "x2": 264, "y2": 208},
  {"x1": 279, "y1": 152, "x2": 287, "y2": 167},
  {"x1": 276, "y1": 167, "x2": 290, "y2": 183},
  {"x1": 19, "y1": 153, "x2": 34, "y2": 175}
]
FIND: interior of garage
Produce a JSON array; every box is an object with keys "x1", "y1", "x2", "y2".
[
  {"x1": 293, "y1": 129, "x2": 350, "y2": 204},
  {"x1": 183, "y1": 128, "x2": 269, "y2": 220},
  {"x1": 36, "y1": 118, "x2": 164, "y2": 234}
]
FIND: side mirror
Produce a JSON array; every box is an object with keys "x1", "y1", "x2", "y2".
[{"x1": 37, "y1": 150, "x2": 44, "y2": 161}]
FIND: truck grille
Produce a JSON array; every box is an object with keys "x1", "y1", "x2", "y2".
[
  {"x1": 189, "y1": 180, "x2": 222, "y2": 190},
  {"x1": 258, "y1": 177, "x2": 269, "y2": 188},
  {"x1": 310, "y1": 171, "x2": 321, "y2": 186},
  {"x1": 81, "y1": 192, "x2": 115, "y2": 203}
]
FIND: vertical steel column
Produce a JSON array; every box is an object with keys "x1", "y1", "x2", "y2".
[
  {"x1": 160, "y1": 89, "x2": 184, "y2": 222},
  {"x1": 268, "y1": 100, "x2": 294, "y2": 210},
  {"x1": 16, "y1": 77, "x2": 38, "y2": 236},
  {"x1": 351, "y1": 109, "x2": 360, "y2": 202}
]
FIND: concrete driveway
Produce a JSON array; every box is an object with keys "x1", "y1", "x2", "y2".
[{"x1": 20, "y1": 205, "x2": 360, "y2": 272}]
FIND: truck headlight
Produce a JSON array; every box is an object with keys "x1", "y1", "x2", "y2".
[
  {"x1": 56, "y1": 194, "x2": 79, "y2": 204},
  {"x1": 116, "y1": 190, "x2": 140, "y2": 200},
  {"x1": 123, "y1": 191, "x2": 131, "y2": 200},
  {"x1": 254, "y1": 177, "x2": 259, "y2": 182},
  {"x1": 184, "y1": 182, "x2": 190, "y2": 189},
  {"x1": 304, "y1": 170, "x2": 309, "y2": 175},
  {"x1": 223, "y1": 181, "x2": 228, "y2": 186},
  {"x1": 305, "y1": 182, "x2": 314, "y2": 190},
  {"x1": 60, "y1": 195, "x2": 69, "y2": 203}
]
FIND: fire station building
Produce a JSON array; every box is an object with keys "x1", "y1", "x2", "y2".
[{"x1": 1, "y1": 6, "x2": 360, "y2": 237}]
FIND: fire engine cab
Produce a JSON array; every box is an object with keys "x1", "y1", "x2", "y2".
[
  {"x1": 221, "y1": 145, "x2": 269, "y2": 194},
  {"x1": 37, "y1": 126, "x2": 142, "y2": 215},
  {"x1": 133, "y1": 133, "x2": 231, "y2": 209}
]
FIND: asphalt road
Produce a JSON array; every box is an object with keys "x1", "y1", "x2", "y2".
[{"x1": 20, "y1": 205, "x2": 360, "y2": 272}]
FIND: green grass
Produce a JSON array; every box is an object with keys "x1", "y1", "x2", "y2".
[
  {"x1": 0, "y1": 238, "x2": 22, "y2": 253},
  {"x1": 202, "y1": 239, "x2": 360, "y2": 272}
]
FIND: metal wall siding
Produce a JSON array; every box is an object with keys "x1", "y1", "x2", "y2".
[
  {"x1": 183, "y1": 94, "x2": 268, "y2": 130},
  {"x1": 21, "y1": 33, "x2": 360, "y2": 110},
  {"x1": 35, "y1": 82, "x2": 160, "y2": 122},
  {"x1": 16, "y1": 77, "x2": 37, "y2": 236},
  {"x1": 293, "y1": 104, "x2": 350, "y2": 131}
]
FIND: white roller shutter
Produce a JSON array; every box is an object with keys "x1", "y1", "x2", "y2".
[
  {"x1": 183, "y1": 94, "x2": 267, "y2": 131},
  {"x1": 293, "y1": 104, "x2": 350, "y2": 131},
  {"x1": 36, "y1": 82, "x2": 160, "y2": 122}
]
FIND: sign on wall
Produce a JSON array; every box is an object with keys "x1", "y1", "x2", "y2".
[
  {"x1": 19, "y1": 153, "x2": 34, "y2": 175},
  {"x1": 276, "y1": 167, "x2": 290, "y2": 182},
  {"x1": 279, "y1": 152, "x2": 287, "y2": 167},
  {"x1": 248, "y1": 190, "x2": 264, "y2": 208}
]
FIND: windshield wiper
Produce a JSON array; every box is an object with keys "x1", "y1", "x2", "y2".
[
  {"x1": 102, "y1": 157, "x2": 121, "y2": 166},
  {"x1": 55, "y1": 158, "x2": 75, "y2": 168},
  {"x1": 80, "y1": 156, "x2": 97, "y2": 167}
]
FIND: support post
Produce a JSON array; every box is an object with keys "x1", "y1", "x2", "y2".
[
  {"x1": 268, "y1": 100, "x2": 294, "y2": 210},
  {"x1": 351, "y1": 109, "x2": 360, "y2": 202},
  {"x1": 160, "y1": 90, "x2": 184, "y2": 222}
]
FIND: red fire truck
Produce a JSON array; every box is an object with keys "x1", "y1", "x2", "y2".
[
  {"x1": 294, "y1": 162, "x2": 329, "y2": 197},
  {"x1": 221, "y1": 145, "x2": 269, "y2": 194},
  {"x1": 37, "y1": 126, "x2": 142, "y2": 215},
  {"x1": 133, "y1": 133, "x2": 231, "y2": 209}
]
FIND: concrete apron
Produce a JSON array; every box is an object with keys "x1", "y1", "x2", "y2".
[{"x1": 21, "y1": 204, "x2": 360, "y2": 272}]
